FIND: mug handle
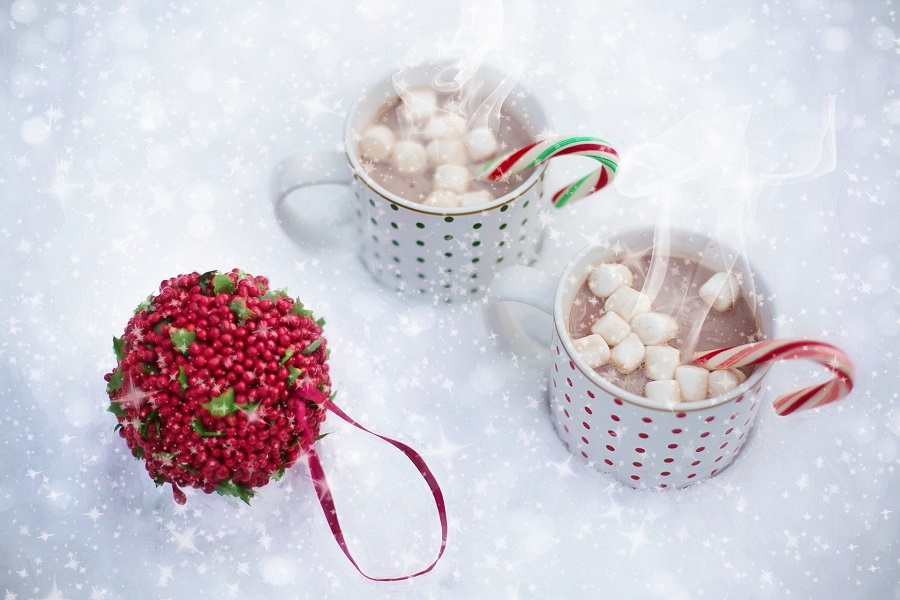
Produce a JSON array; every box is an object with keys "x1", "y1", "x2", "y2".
[
  {"x1": 485, "y1": 265, "x2": 558, "y2": 361},
  {"x1": 271, "y1": 151, "x2": 355, "y2": 244}
]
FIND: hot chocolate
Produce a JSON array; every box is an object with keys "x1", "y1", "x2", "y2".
[
  {"x1": 567, "y1": 249, "x2": 762, "y2": 402},
  {"x1": 355, "y1": 84, "x2": 536, "y2": 208}
]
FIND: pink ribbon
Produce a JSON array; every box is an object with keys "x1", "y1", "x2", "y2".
[{"x1": 295, "y1": 397, "x2": 448, "y2": 581}]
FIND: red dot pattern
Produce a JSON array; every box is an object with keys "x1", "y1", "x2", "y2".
[{"x1": 548, "y1": 340, "x2": 764, "y2": 490}]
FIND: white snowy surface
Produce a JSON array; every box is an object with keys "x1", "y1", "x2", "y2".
[{"x1": 1, "y1": 1, "x2": 899, "y2": 599}]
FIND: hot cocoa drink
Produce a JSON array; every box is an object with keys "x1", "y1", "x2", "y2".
[
  {"x1": 355, "y1": 83, "x2": 536, "y2": 208},
  {"x1": 567, "y1": 249, "x2": 763, "y2": 403}
]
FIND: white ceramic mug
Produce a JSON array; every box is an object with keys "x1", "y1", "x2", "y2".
[
  {"x1": 272, "y1": 62, "x2": 549, "y2": 304},
  {"x1": 486, "y1": 228, "x2": 777, "y2": 489}
]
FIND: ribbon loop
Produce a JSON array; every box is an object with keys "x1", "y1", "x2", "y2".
[
  {"x1": 295, "y1": 399, "x2": 448, "y2": 581},
  {"x1": 691, "y1": 338, "x2": 855, "y2": 415}
]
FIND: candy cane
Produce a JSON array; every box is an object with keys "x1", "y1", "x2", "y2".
[
  {"x1": 691, "y1": 339, "x2": 855, "y2": 416},
  {"x1": 478, "y1": 136, "x2": 619, "y2": 208}
]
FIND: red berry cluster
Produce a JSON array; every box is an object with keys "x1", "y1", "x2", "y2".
[{"x1": 104, "y1": 269, "x2": 330, "y2": 505}]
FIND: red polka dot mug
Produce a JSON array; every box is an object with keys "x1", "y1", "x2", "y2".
[{"x1": 486, "y1": 228, "x2": 780, "y2": 489}]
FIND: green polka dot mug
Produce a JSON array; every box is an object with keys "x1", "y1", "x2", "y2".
[{"x1": 272, "y1": 62, "x2": 549, "y2": 304}]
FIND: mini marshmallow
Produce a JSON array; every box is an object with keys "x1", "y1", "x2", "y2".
[
  {"x1": 707, "y1": 368, "x2": 748, "y2": 397},
  {"x1": 631, "y1": 312, "x2": 679, "y2": 346},
  {"x1": 610, "y1": 332, "x2": 645, "y2": 375},
  {"x1": 422, "y1": 190, "x2": 461, "y2": 208},
  {"x1": 587, "y1": 263, "x2": 634, "y2": 298},
  {"x1": 699, "y1": 271, "x2": 741, "y2": 312},
  {"x1": 426, "y1": 114, "x2": 468, "y2": 140},
  {"x1": 465, "y1": 126, "x2": 499, "y2": 161},
  {"x1": 644, "y1": 380, "x2": 682, "y2": 405},
  {"x1": 391, "y1": 140, "x2": 427, "y2": 174},
  {"x1": 572, "y1": 334, "x2": 611, "y2": 369},
  {"x1": 358, "y1": 124, "x2": 395, "y2": 162},
  {"x1": 433, "y1": 164, "x2": 470, "y2": 193},
  {"x1": 644, "y1": 345, "x2": 681, "y2": 381},
  {"x1": 458, "y1": 190, "x2": 494, "y2": 207},
  {"x1": 604, "y1": 286, "x2": 652, "y2": 323},
  {"x1": 590, "y1": 312, "x2": 632, "y2": 346},
  {"x1": 398, "y1": 88, "x2": 437, "y2": 122},
  {"x1": 674, "y1": 365, "x2": 710, "y2": 402},
  {"x1": 426, "y1": 139, "x2": 467, "y2": 165}
]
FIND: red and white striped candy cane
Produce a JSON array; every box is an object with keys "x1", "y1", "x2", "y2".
[
  {"x1": 478, "y1": 136, "x2": 619, "y2": 208},
  {"x1": 691, "y1": 339, "x2": 855, "y2": 416}
]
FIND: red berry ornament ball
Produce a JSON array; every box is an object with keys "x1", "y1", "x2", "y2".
[{"x1": 104, "y1": 269, "x2": 331, "y2": 505}]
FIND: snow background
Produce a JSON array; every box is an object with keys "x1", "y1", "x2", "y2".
[{"x1": 1, "y1": 0, "x2": 898, "y2": 598}]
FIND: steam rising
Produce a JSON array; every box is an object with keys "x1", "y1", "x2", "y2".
[
  {"x1": 615, "y1": 97, "x2": 837, "y2": 357},
  {"x1": 391, "y1": 0, "x2": 522, "y2": 133}
]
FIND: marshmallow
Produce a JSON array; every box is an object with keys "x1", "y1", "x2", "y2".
[
  {"x1": 707, "y1": 369, "x2": 747, "y2": 397},
  {"x1": 587, "y1": 263, "x2": 634, "y2": 298},
  {"x1": 572, "y1": 334, "x2": 611, "y2": 369},
  {"x1": 398, "y1": 88, "x2": 437, "y2": 122},
  {"x1": 426, "y1": 114, "x2": 468, "y2": 140},
  {"x1": 699, "y1": 271, "x2": 741, "y2": 312},
  {"x1": 590, "y1": 312, "x2": 632, "y2": 347},
  {"x1": 674, "y1": 365, "x2": 710, "y2": 402},
  {"x1": 644, "y1": 380, "x2": 682, "y2": 405},
  {"x1": 465, "y1": 126, "x2": 499, "y2": 161},
  {"x1": 604, "y1": 286, "x2": 652, "y2": 322},
  {"x1": 422, "y1": 190, "x2": 461, "y2": 209},
  {"x1": 458, "y1": 190, "x2": 494, "y2": 207},
  {"x1": 426, "y1": 139, "x2": 467, "y2": 166},
  {"x1": 610, "y1": 333, "x2": 645, "y2": 375},
  {"x1": 433, "y1": 164, "x2": 470, "y2": 193},
  {"x1": 391, "y1": 140, "x2": 427, "y2": 174},
  {"x1": 644, "y1": 345, "x2": 681, "y2": 381},
  {"x1": 358, "y1": 124, "x2": 395, "y2": 162},
  {"x1": 631, "y1": 312, "x2": 679, "y2": 346}
]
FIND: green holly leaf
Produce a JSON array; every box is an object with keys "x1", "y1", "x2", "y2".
[
  {"x1": 215, "y1": 479, "x2": 256, "y2": 505},
  {"x1": 325, "y1": 348, "x2": 331, "y2": 360},
  {"x1": 170, "y1": 328, "x2": 196, "y2": 354},
  {"x1": 272, "y1": 465, "x2": 287, "y2": 481},
  {"x1": 290, "y1": 298, "x2": 313, "y2": 318},
  {"x1": 315, "y1": 316, "x2": 326, "y2": 328},
  {"x1": 177, "y1": 463, "x2": 198, "y2": 473},
  {"x1": 202, "y1": 388, "x2": 238, "y2": 417},
  {"x1": 113, "y1": 336, "x2": 125, "y2": 362},
  {"x1": 287, "y1": 366, "x2": 302, "y2": 388},
  {"x1": 212, "y1": 273, "x2": 236, "y2": 295},
  {"x1": 108, "y1": 401, "x2": 126, "y2": 417},
  {"x1": 262, "y1": 287, "x2": 288, "y2": 302},
  {"x1": 139, "y1": 409, "x2": 161, "y2": 439},
  {"x1": 107, "y1": 368, "x2": 124, "y2": 393},
  {"x1": 152, "y1": 317, "x2": 173, "y2": 333},
  {"x1": 134, "y1": 295, "x2": 154, "y2": 314},
  {"x1": 197, "y1": 270, "x2": 217, "y2": 295},
  {"x1": 301, "y1": 338, "x2": 323, "y2": 355},
  {"x1": 229, "y1": 298, "x2": 254, "y2": 323},
  {"x1": 191, "y1": 419, "x2": 225, "y2": 438},
  {"x1": 140, "y1": 362, "x2": 160, "y2": 375},
  {"x1": 133, "y1": 446, "x2": 144, "y2": 459},
  {"x1": 279, "y1": 347, "x2": 295, "y2": 367},
  {"x1": 154, "y1": 452, "x2": 178, "y2": 461},
  {"x1": 315, "y1": 432, "x2": 330, "y2": 442},
  {"x1": 178, "y1": 366, "x2": 188, "y2": 392}
]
